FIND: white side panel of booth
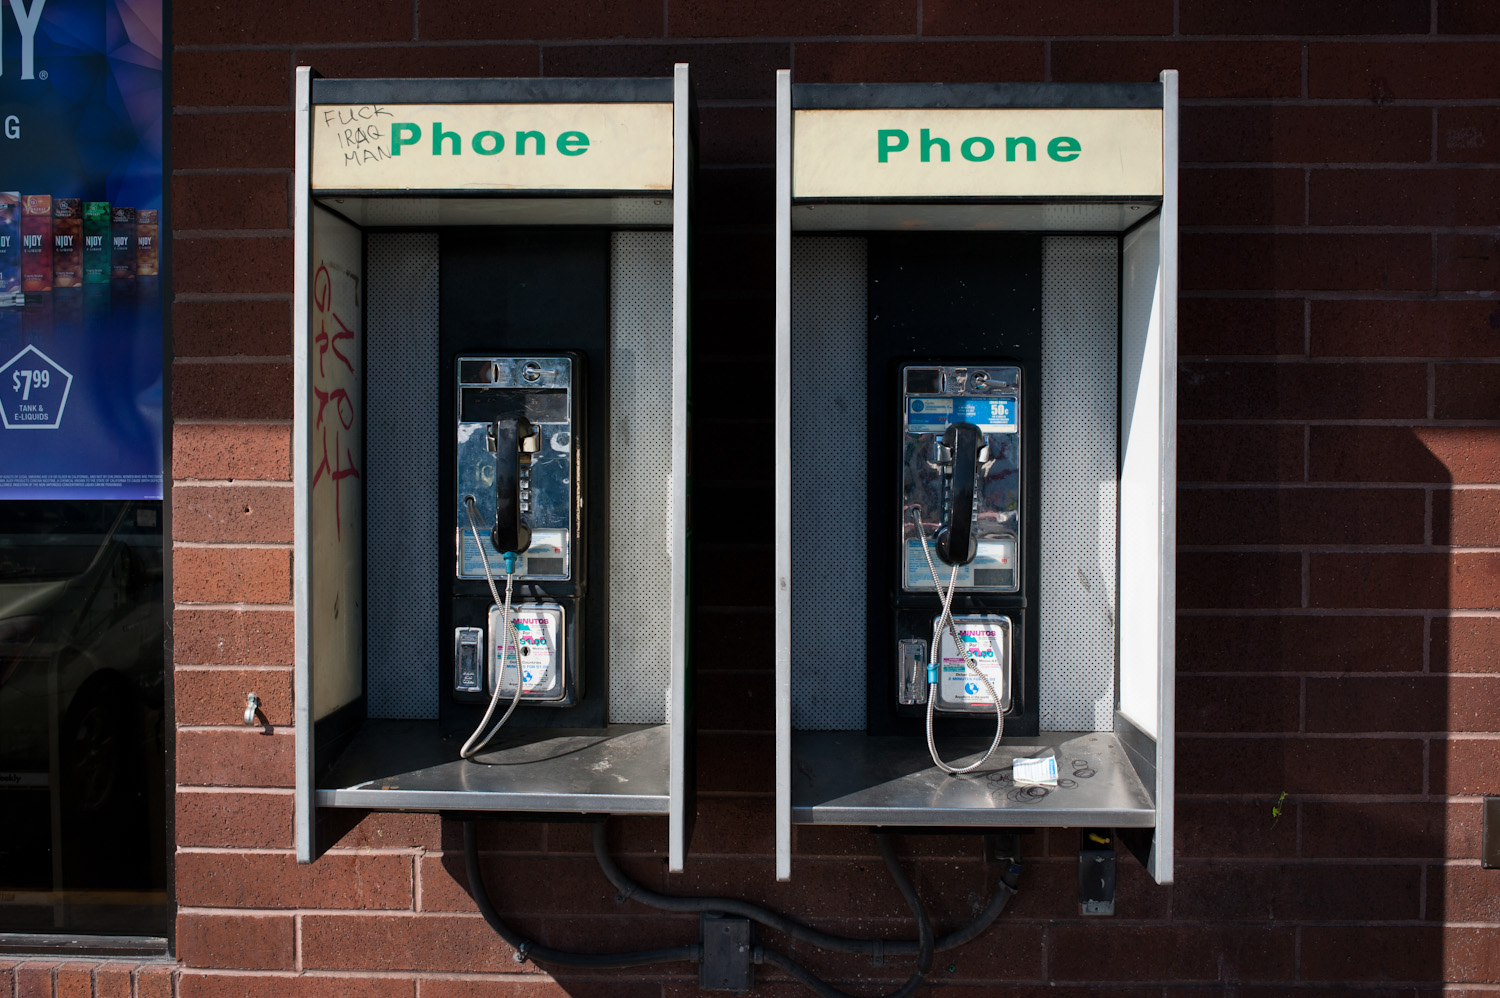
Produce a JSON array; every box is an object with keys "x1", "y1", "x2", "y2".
[
  {"x1": 307, "y1": 204, "x2": 365, "y2": 723},
  {"x1": 669, "y1": 61, "x2": 692, "y2": 873}
]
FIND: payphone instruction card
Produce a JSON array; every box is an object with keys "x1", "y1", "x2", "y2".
[{"x1": 905, "y1": 396, "x2": 1017, "y2": 433}]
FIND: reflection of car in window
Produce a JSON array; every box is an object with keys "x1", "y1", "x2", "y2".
[{"x1": 0, "y1": 500, "x2": 165, "y2": 901}]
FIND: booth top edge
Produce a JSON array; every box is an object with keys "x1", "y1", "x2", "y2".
[
  {"x1": 791, "y1": 81, "x2": 1163, "y2": 110},
  {"x1": 310, "y1": 75, "x2": 677, "y2": 105}
]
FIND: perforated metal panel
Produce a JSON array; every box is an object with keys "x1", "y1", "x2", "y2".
[
  {"x1": 365, "y1": 233, "x2": 441, "y2": 719},
  {"x1": 1039, "y1": 236, "x2": 1119, "y2": 731},
  {"x1": 790, "y1": 238, "x2": 868, "y2": 730},
  {"x1": 608, "y1": 231, "x2": 674, "y2": 724}
]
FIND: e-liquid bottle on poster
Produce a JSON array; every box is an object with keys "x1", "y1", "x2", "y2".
[
  {"x1": 21, "y1": 195, "x2": 52, "y2": 292},
  {"x1": 52, "y1": 197, "x2": 83, "y2": 287},
  {"x1": 83, "y1": 202, "x2": 111, "y2": 283},
  {"x1": 135, "y1": 209, "x2": 159, "y2": 276},
  {"x1": 0, "y1": 192, "x2": 20, "y2": 305},
  {"x1": 111, "y1": 206, "x2": 135, "y2": 280}
]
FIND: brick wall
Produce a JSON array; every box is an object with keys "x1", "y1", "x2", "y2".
[{"x1": 38, "y1": 0, "x2": 1484, "y2": 994}]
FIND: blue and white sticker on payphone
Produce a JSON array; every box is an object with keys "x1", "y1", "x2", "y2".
[
  {"x1": 487, "y1": 602, "x2": 567, "y2": 701},
  {"x1": 933, "y1": 614, "x2": 1012, "y2": 713}
]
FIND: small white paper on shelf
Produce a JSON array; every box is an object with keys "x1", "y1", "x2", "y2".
[{"x1": 1012, "y1": 755, "x2": 1058, "y2": 786}]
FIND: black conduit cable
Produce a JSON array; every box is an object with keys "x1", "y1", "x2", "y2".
[
  {"x1": 461, "y1": 820, "x2": 701, "y2": 970},
  {"x1": 754, "y1": 834, "x2": 934, "y2": 998},
  {"x1": 592, "y1": 821, "x2": 1020, "y2": 956}
]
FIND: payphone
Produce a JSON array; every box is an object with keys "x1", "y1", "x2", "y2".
[
  {"x1": 865, "y1": 234, "x2": 1043, "y2": 753},
  {"x1": 452, "y1": 354, "x2": 584, "y2": 752},
  {"x1": 436, "y1": 228, "x2": 612, "y2": 744}
]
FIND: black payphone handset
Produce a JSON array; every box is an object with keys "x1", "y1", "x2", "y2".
[
  {"x1": 896, "y1": 363, "x2": 1021, "y2": 774},
  {"x1": 452, "y1": 354, "x2": 584, "y2": 758}
]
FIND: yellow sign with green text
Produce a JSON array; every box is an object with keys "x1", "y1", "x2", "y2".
[
  {"x1": 793, "y1": 108, "x2": 1162, "y2": 199},
  {"x1": 311, "y1": 102, "x2": 674, "y2": 192}
]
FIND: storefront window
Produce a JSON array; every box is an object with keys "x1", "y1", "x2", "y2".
[{"x1": 0, "y1": 499, "x2": 168, "y2": 937}]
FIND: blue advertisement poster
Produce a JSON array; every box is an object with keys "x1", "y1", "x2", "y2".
[{"x1": 0, "y1": 0, "x2": 163, "y2": 498}]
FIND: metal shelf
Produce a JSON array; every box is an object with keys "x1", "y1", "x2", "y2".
[
  {"x1": 316, "y1": 719, "x2": 670, "y2": 814},
  {"x1": 792, "y1": 730, "x2": 1154, "y2": 827}
]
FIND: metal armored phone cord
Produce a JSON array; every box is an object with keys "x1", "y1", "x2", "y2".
[
  {"x1": 908, "y1": 505, "x2": 1005, "y2": 775},
  {"x1": 460, "y1": 495, "x2": 525, "y2": 760}
]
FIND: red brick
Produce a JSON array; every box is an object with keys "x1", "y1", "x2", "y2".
[
  {"x1": 172, "y1": 361, "x2": 293, "y2": 421},
  {"x1": 175, "y1": 236, "x2": 294, "y2": 294},
  {"x1": 691, "y1": 611, "x2": 773, "y2": 673},
  {"x1": 1185, "y1": 0, "x2": 1428, "y2": 33},
  {"x1": 178, "y1": 974, "x2": 414, "y2": 998},
  {"x1": 176, "y1": 0, "x2": 410, "y2": 44},
  {"x1": 1315, "y1": 425, "x2": 1500, "y2": 485},
  {"x1": 1182, "y1": 106, "x2": 1430, "y2": 164},
  {"x1": 1434, "y1": 738, "x2": 1500, "y2": 795},
  {"x1": 1433, "y1": 616, "x2": 1500, "y2": 672},
  {"x1": 1306, "y1": 676, "x2": 1500, "y2": 733},
  {"x1": 1182, "y1": 234, "x2": 1431, "y2": 292},
  {"x1": 54, "y1": 963, "x2": 92, "y2": 998},
  {"x1": 174, "y1": 608, "x2": 293, "y2": 666},
  {"x1": 1303, "y1": 801, "x2": 1482, "y2": 859},
  {"x1": 1436, "y1": 364, "x2": 1500, "y2": 421},
  {"x1": 1314, "y1": 169, "x2": 1500, "y2": 227},
  {"x1": 173, "y1": 174, "x2": 289, "y2": 231},
  {"x1": 419, "y1": 853, "x2": 643, "y2": 914},
  {"x1": 176, "y1": 728, "x2": 295, "y2": 787},
  {"x1": 1438, "y1": 233, "x2": 1500, "y2": 293},
  {"x1": 1181, "y1": 359, "x2": 1428, "y2": 421},
  {"x1": 696, "y1": 547, "x2": 772, "y2": 609},
  {"x1": 136, "y1": 966, "x2": 173, "y2": 998},
  {"x1": 1049, "y1": 925, "x2": 1293, "y2": 983},
  {"x1": 0, "y1": 962, "x2": 13, "y2": 998},
  {"x1": 174, "y1": 51, "x2": 291, "y2": 108},
  {"x1": 177, "y1": 851, "x2": 412, "y2": 909},
  {"x1": 1173, "y1": 862, "x2": 1422, "y2": 921},
  {"x1": 300, "y1": 914, "x2": 529, "y2": 972},
  {"x1": 14, "y1": 961, "x2": 54, "y2": 997},
  {"x1": 543, "y1": 44, "x2": 788, "y2": 99},
  {"x1": 1179, "y1": 424, "x2": 1305, "y2": 483},
  {"x1": 677, "y1": 796, "x2": 776, "y2": 857},
  {"x1": 1303, "y1": 926, "x2": 1500, "y2": 983},
  {"x1": 1441, "y1": 0, "x2": 1500, "y2": 30},
  {"x1": 173, "y1": 424, "x2": 291, "y2": 482},
  {"x1": 177, "y1": 912, "x2": 295, "y2": 970},
  {"x1": 673, "y1": 0, "x2": 913, "y2": 35},
  {"x1": 1312, "y1": 299, "x2": 1500, "y2": 358},
  {"x1": 421, "y1": 0, "x2": 661, "y2": 39},
  {"x1": 173, "y1": 546, "x2": 291, "y2": 604},
  {"x1": 328, "y1": 811, "x2": 442, "y2": 851},
  {"x1": 924, "y1": 0, "x2": 1169, "y2": 34},
  {"x1": 1435, "y1": 489, "x2": 1500, "y2": 546},
  {"x1": 173, "y1": 484, "x2": 294, "y2": 545},
  {"x1": 298, "y1": 44, "x2": 538, "y2": 80},
  {"x1": 698, "y1": 106, "x2": 775, "y2": 167},
  {"x1": 1177, "y1": 675, "x2": 1300, "y2": 734},
  {"x1": 176, "y1": 667, "x2": 292, "y2": 726},
  {"x1": 1177, "y1": 552, "x2": 1303, "y2": 610},
  {"x1": 1428, "y1": 863, "x2": 1500, "y2": 921},
  {"x1": 794, "y1": 42, "x2": 1044, "y2": 86},
  {"x1": 1178, "y1": 736, "x2": 1423, "y2": 794},
  {"x1": 694, "y1": 170, "x2": 776, "y2": 229},
  {"x1": 698, "y1": 671, "x2": 774, "y2": 731},
  {"x1": 94, "y1": 964, "x2": 134, "y2": 998},
  {"x1": 173, "y1": 113, "x2": 294, "y2": 170},
  {"x1": 1180, "y1": 614, "x2": 1424, "y2": 673},
  {"x1": 176, "y1": 790, "x2": 293, "y2": 848},
  {"x1": 1053, "y1": 41, "x2": 1300, "y2": 98},
  {"x1": 1175, "y1": 800, "x2": 1299, "y2": 859},
  {"x1": 173, "y1": 300, "x2": 292, "y2": 359},
  {"x1": 1439, "y1": 108, "x2": 1500, "y2": 164},
  {"x1": 1311, "y1": 552, "x2": 1500, "y2": 610},
  {"x1": 1312, "y1": 42, "x2": 1500, "y2": 100},
  {"x1": 1181, "y1": 168, "x2": 1306, "y2": 228},
  {"x1": 1180, "y1": 487, "x2": 1425, "y2": 546},
  {"x1": 1182, "y1": 297, "x2": 1307, "y2": 359},
  {"x1": 422, "y1": 983, "x2": 652, "y2": 998}
]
